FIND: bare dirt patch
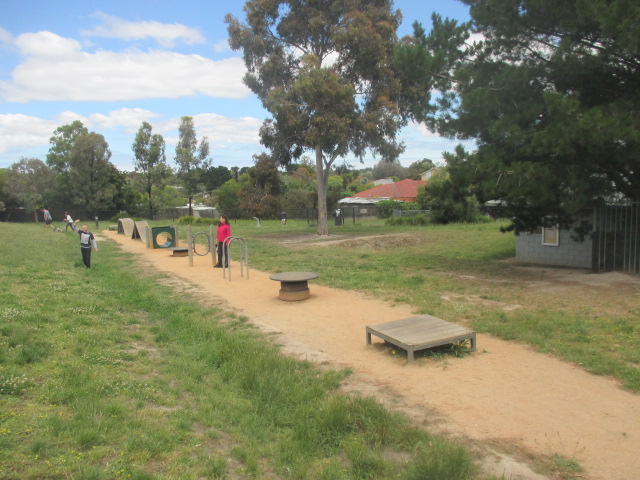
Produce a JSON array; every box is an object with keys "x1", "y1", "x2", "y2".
[
  {"x1": 103, "y1": 230, "x2": 640, "y2": 480},
  {"x1": 274, "y1": 232, "x2": 420, "y2": 249}
]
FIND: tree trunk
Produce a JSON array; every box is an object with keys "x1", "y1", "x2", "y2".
[
  {"x1": 315, "y1": 147, "x2": 329, "y2": 235},
  {"x1": 147, "y1": 178, "x2": 153, "y2": 220},
  {"x1": 188, "y1": 197, "x2": 193, "y2": 217}
]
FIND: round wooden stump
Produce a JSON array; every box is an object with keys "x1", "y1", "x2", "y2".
[{"x1": 269, "y1": 272, "x2": 319, "y2": 302}]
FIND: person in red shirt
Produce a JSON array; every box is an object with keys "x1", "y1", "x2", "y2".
[{"x1": 214, "y1": 215, "x2": 231, "y2": 268}]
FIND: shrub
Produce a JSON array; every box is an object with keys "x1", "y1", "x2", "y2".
[
  {"x1": 109, "y1": 212, "x2": 131, "y2": 223},
  {"x1": 195, "y1": 217, "x2": 216, "y2": 226},
  {"x1": 177, "y1": 216, "x2": 217, "y2": 226},
  {"x1": 376, "y1": 200, "x2": 415, "y2": 219},
  {"x1": 416, "y1": 170, "x2": 482, "y2": 225}
]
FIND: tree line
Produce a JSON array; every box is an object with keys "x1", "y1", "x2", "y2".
[
  {"x1": 2, "y1": 0, "x2": 638, "y2": 234},
  {"x1": 0, "y1": 116, "x2": 433, "y2": 222}
]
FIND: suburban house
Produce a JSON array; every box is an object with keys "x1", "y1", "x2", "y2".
[
  {"x1": 421, "y1": 167, "x2": 440, "y2": 181},
  {"x1": 338, "y1": 178, "x2": 427, "y2": 217},
  {"x1": 372, "y1": 177, "x2": 395, "y2": 186},
  {"x1": 175, "y1": 204, "x2": 219, "y2": 218}
]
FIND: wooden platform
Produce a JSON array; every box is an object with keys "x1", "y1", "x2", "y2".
[{"x1": 366, "y1": 315, "x2": 476, "y2": 364}]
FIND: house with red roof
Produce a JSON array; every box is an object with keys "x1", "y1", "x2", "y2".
[
  {"x1": 352, "y1": 178, "x2": 426, "y2": 202},
  {"x1": 337, "y1": 178, "x2": 427, "y2": 216}
]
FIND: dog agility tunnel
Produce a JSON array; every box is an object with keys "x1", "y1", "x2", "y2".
[{"x1": 151, "y1": 226, "x2": 177, "y2": 249}]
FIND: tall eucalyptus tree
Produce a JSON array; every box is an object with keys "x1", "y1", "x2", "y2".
[{"x1": 226, "y1": 0, "x2": 406, "y2": 234}]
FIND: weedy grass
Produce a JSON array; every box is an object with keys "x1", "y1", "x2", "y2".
[{"x1": 1, "y1": 223, "x2": 495, "y2": 479}]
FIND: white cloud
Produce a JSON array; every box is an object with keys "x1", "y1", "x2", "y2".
[
  {"x1": 0, "y1": 109, "x2": 263, "y2": 170},
  {"x1": 411, "y1": 122, "x2": 440, "y2": 138},
  {"x1": 193, "y1": 113, "x2": 262, "y2": 144},
  {"x1": 14, "y1": 31, "x2": 83, "y2": 60},
  {"x1": 467, "y1": 32, "x2": 485, "y2": 46},
  {"x1": 82, "y1": 12, "x2": 206, "y2": 48},
  {"x1": 0, "y1": 31, "x2": 251, "y2": 103},
  {"x1": 88, "y1": 108, "x2": 162, "y2": 132},
  {"x1": 55, "y1": 110, "x2": 89, "y2": 126},
  {"x1": 0, "y1": 27, "x2": 13, "y2": 46},
  {"x1": 212, "y1": 39, "x2": 230, "y2": 53},
  {"x1": 160, "y1": 113, "x2": 262, "y2": 148},
  {"x1": 0, "y1": 113, "x2": 56, "y2": 154},
  {"x1": 395, "y1": 121, "x2": 476, "y2": 166}
]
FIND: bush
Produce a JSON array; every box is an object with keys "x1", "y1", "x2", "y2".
[
  {"x1": 474, "y1": 214, "x2": 494, "y2": 223},
  {"x1": 109, "y1": 212, "x2": 131, "y2": 223},
  {"x1": 177, "y1": 216, "x2": 217, "y2": 226},
  {"x1": 376, "y1": 200, "x2": 419, "y2": 219}
]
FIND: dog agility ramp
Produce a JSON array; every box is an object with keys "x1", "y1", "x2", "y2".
[
  {"x1": 117, "y1": 218, "x2": 135, "y2": 237},
  {"x1": 133, "y1": 221, "x2": 150, "y2": 243}
]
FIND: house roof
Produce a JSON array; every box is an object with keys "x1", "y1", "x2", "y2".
[
  {"x1": 353, "y1": 178, "x2": 426, "y2": 200},
  {"x1": 372, "y1": 177, "x2": 395, "y2": 186},
  {"x1": 337, "y1": 197, "x2": 386, "y2": 205},
  {"x1": 176, "y1": 205, "x2": 218, "y2": 211}
]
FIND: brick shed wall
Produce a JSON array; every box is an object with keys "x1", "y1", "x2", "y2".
[{"x1": 515, "y1": 229, "x2": 592, "y2": 269}]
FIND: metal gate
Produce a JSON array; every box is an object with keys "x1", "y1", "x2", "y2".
[{"x1": 592, "y1": 202, "x2": 640, "y2": 274}]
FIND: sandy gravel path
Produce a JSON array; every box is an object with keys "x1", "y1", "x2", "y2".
[{"x1": 104, "y1": 231, "x2": 640, "y2": 480}]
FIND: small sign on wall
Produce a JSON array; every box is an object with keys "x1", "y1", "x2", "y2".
[{"x1": 542, "y1": 225, "x2": 560, "y2": 246}]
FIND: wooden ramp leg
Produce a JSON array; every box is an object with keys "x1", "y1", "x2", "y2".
[{"x1": 407, "y1": 348, "x2": 414, "y2": 364}]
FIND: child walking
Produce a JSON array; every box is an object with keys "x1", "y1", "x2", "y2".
[{"x1": 78, "y1": 224, "x2": 98, "y2": 268}]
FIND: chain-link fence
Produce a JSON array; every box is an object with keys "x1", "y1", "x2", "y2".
[
  {"x1": 2, "y1": 205, "x2": 384, "y2": 226},
  {"x1": 392, "y1": 209, "x2": 431, "y2": 217},
  {"x1": 0, "y1": 208, "x2": 122, "y2": 225}
]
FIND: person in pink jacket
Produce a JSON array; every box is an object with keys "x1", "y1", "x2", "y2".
[{"x1": 214, "y1": 215, "x2": 231, "y2": 268}]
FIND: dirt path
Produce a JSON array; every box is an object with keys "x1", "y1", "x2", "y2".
[{"x1": 104, "y1": 231, "x2": 640, "y2": 480}]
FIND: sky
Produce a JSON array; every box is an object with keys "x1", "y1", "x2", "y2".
[{"x1": 0, "y1": 0, "x2": 473, "y2": 173}]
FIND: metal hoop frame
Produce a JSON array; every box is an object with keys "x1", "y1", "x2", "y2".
[{"x1": 192, "y1": 231, "x2": 210, "y2": 256}]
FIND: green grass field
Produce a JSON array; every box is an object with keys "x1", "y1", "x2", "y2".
[
  {"x1": 0, "y1": 222, "x2": 481, "y2": 479},
  {"x1": 2, "y1": 218, "x2": 637, "y2": 479}
]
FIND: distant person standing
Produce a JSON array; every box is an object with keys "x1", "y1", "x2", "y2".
[
  {"x1": 94, "y1": 215, "x2": 99, "y2": 229},
  {"x1": 280, "y1": 211, "x2": 287, "y2": 224},
  {"x1": 214, "y1": 215, "x2": 231, "y2": 268},
  {"x1": 77, "y1": 224, "x2": 98, "y2": 268},
  {"x1": 41, "y1": 208, "x2": 53, "y2": 229}
]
